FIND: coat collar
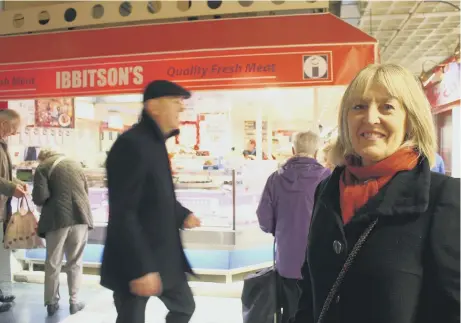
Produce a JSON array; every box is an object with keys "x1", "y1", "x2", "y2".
[
  {"x1": 320, "y1": 157, "x2": 431, "y2": 220},
  {"x1": 139, "y1": 109, "x2": 179, "y2": 142}
]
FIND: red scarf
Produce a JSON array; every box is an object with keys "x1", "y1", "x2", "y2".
[{"x1": 339, "y1": 148, "x2": 419, "y2": 224}]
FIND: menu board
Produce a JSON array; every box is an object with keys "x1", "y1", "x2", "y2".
[
  {"x1": 35, "y1": 98, "x2": 75, "y2": 128},
  {"x1": 199, "y1": 113, "x2": 231, "y2": 154}
]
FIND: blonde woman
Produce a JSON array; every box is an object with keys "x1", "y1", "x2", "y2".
[
  {"x1": 291, "y1": 64, "x2": 460, "y2": 323},
  {"x1": 0, "y1": 109, "x2": 27, "y2": 313},
  {"x1": 317, "y1": 139, "x2": 337, "y2": 171},
  {"x1": 32, "y1": 148, "x2": 93, "y2": 317}
]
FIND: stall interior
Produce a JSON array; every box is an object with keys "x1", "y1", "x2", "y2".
[
  {"x1": 8, "y1": 86, "x2": 345, "y2": 227},
  {"x1": 8, "y1": 86, "x2": 345, "y2": 273}
]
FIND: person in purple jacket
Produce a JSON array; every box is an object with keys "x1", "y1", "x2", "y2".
[{"x1": 256, "y1": 131, "x2": 331, "y2": 323}]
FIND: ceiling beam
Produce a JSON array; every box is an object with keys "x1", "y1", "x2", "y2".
[
  {"x1": 398, "y1": 32, "x2": 458, "y2": 65},
  {"x1": 385, "y1": 24, "x2": 459, "y2": 61},
  {"x1": 381, "y1": 1, "x2": 425, "y2": 56},
  {"x1": 357, "y1": 0, "x2": 371, "y2": 28},
  {"x1": 359, "y1": 9, "x2": 460, "y2": 22}
]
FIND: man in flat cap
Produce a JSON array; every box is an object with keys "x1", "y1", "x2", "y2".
[{"x1": 101, "y1": 80, "x2": 201, "y2": 323}]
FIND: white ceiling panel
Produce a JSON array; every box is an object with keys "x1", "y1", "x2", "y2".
[{"x1": 354, "y1": 0, "x2": 460, "y2": 74}]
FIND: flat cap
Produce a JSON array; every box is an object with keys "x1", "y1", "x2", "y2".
[{"x1": 143, "y1": 80, "x2": 191, "y2": 102}]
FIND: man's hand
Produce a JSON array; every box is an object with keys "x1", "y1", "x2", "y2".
[
  {"x1": 183, "y1": 213, "x2": 201, "y2": 229},
  {"x1": 13, "y1": 185, "x2": 26, "y2": 198},
  {"x1": 129, "y1": 272, "x2": 162, "y2": 297}
]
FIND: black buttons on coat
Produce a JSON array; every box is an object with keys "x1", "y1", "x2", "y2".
[{"x1": 333, "y1": 240, "x2": 343, "y2": 254}]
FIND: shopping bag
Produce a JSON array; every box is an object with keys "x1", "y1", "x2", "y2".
[
  {"x1": 4, "y1": 197, "x2": 45, "y2": 250},
  {"x1": 242, "y1": 266, "x2": 280, "y2": 323},
  {"x1": 242, "y1": 240, "x2": 281, "y2": 323}
]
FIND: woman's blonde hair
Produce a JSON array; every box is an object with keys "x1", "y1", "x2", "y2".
[{"x1": 334, "y1": 63, "x2": 437, "y2": 167}]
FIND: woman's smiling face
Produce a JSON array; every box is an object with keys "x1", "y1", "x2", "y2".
[{"x1": 347, "y1": 82, "x2": 408, "y2": 166}]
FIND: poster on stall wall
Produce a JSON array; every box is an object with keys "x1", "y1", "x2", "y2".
[
  {"x1": 55, "y1": 129, "x2": 64, "y2": 145},
  {"x1": 8, "y1": 100, "x2": 35, "y2": 127},
  {"x1": 62, "y1": 129, "x2": 75, "y2": 146},
  {"x1": 199, "y1": 114, "x2": 231, "y2": 154},
  {"x1": 30, "y1": 128, "x2": 40, "y2": 146},
  {"x1": 21, "y1": 127, "x2": 30, "y2": 146},
  {"x1": 177, "y1": 124, "x2": 197, "y2": 149},
  {"x1": 39, "y1": 128, "x2": 48, "y2": 146},
  {"x1": 47, "y1": 128, "x2": 57, "y2": 146},
  {"x1": 35, "y1": 98, "x2": 75, "y2": 128}
]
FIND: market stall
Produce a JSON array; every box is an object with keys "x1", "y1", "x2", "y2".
[
  {"x1": 424, "y1": 57, "x2": 461, "y2": 177},
  {"x1": 0, "y1": 13, "x2": 377, "y2": 280}
]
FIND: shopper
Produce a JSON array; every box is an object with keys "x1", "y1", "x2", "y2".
[
  {"x1": 257, "y1": 131, "x2": 330, "y2": 323},
  {"x1": 0, "y1": 109, "x2": 27, "y2": 313},
  {"x1": 291, "y1": 64, "x2": 460, "y2": 323},
  {"x1": 317, "y1": 139, "x2": 337, "y2": 171},
  {"x1": 101, "y1": 80, "x2": 201, "y2": 323},
  {"x1": 243, "y1": 139, "x2": 257, "y2": 159},
  {"x1": 32, "y1": 148, "x2": 93, "y2": 316}
]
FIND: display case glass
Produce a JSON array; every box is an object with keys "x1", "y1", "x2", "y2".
[
  {"x1": 174, "y1": 169, "x2": 236, "y2": 229},
  {"x1": 18, "y1": 161, "x2": 276, "y2": 233},
  {"x1": 234, "y1": 161, "x2": 277, "y2": 229}
]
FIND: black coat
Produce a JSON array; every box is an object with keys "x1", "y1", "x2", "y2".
[
  {"x1": 100, "y1": 111, "x2": 192, "y2": 294},
  {"x1": 292, "y1": 158, "x2": 460, "y2": 323}
]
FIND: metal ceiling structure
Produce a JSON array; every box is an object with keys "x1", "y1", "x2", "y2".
[{"x1": 341, "y1": 0, "x2": 460, "y2": 75}]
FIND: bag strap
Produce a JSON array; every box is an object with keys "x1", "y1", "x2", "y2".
[
  {"x1": 316, "y1": 217, "x2": 379, "y2": 323},
  {"x1": 273, "y1": 239, "x2": 281, "y2": 323},
  {"x1": 16, "y1": 197, "x2": 31, "y2": 213},
  {"x1": 48, "y1": 156, "x2": 66, "y2": 179}
]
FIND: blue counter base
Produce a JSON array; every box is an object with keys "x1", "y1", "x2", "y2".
[{"x1": 23, "y1": 244, "x2": 273, "y2": 270}]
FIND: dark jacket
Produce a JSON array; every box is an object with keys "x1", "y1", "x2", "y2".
[
  {"x1": 33, "y1": 154, "x2": 93, "y2": 238},
  {"x1": 292, "y1": 158, "x2": 460, "y2": 323},
  {"x1": 256, "y1": 157, "x2": 330, "y2": 279},
  {"x1": 100, "y1": 111, "x2": 192, "y2": 294}
]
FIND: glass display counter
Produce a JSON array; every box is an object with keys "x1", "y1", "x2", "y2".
[{"x1": 17, "y1": 162, "x2": 278, "y2": 281}]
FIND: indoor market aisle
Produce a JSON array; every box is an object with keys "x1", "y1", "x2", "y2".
[{"x1": 0, "y1": 282, "x2": 244, "y2": 323}]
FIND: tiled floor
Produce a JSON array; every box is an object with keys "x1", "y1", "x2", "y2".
[
  {"x1": 0, "y1": 283, "x2": 243, "y2": 323},
  {"x1": 0, "y1": 283, "x2": 106, "y2": 323},
  {"x1": 60, "y1": 291, "x2": 243, "y2": 323}
]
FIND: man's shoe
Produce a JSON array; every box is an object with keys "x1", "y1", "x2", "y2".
[
  {"x1": 70, "y1": 302, "x2": 85, "y2": 315},
  {"x1": 0, "y1": 295, "x2": 15, "y2": 303},
  {"x1": 0, "y1": 302, "x2": 12, "y2": 313},
  {"x1": 46, "y1": 303, "x2": 60, "y2": 316}
]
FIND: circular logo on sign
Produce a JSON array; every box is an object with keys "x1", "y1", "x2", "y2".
[{"x1": 303, "y1": 55, "x2": 328, "y2": 79}]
